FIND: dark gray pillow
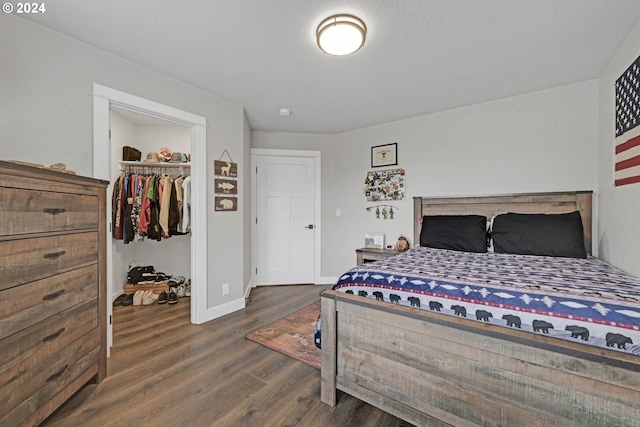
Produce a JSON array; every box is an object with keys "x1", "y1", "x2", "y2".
[
  {"x1": 491, "y1": 211, "x2": 586, "y2": 258},
  {"x1": 420, "y1": 215, "x2": 488, "y2": 253}
]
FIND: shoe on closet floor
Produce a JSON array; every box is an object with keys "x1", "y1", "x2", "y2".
[
  {"x1": 153, "y1": 272, "x2": 171, "y2": 283},
  {"x1": 168, "y1": 291, "x2": 179, "y2": 304},
  {"x1": 184, "y1": 280, "x2": 191, "y2": 297},
  {"x1": 133, "y1": 290, "x2": 145, "y2": 306},
  {"x1": 121, "y1": 293, "x2": 135, "y2": 306},
  {"x1": 158, "y1": 291, "x2": 168, "y2": 304},
  {"x1": 142, "y1": 290, "x2": 159, "y2": 305},
  {"x1": 176, "y1": 284, "x2": 186, "y2": 298},
  {"x1": 168, "y1": 276, "x2": 185, "y2": 287},
  {"x1": 113, "y1": 293, "x2": 127, "y2": 306}
]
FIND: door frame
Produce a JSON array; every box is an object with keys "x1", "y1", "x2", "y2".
[
  {"x1": 251, "y1": 149, "x2": 321, "y2": 287},
  {"x1": 92, "y1": 84, "x2": 208, "y2": 356}
]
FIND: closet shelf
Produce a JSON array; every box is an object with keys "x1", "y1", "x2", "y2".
[{"x1": 120, "y1": 161, "x2": 190, "y2": 168}]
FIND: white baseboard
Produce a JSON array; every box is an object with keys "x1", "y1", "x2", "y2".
[
  {"x1": 317, "y1": 276, "x2": 338, "y2": 285},
  {"x1": 244, "y1": 279, "x2": 255, "y2": 299},
  {"x1": 194, "y1": 297, "x2": 245, "y2": 325}
]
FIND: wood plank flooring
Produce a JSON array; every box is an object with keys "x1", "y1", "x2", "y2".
[{"x1": 43, "y1": 285, "x2": 411, "y2": 427}]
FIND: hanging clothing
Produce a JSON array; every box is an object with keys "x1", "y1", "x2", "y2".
[
  {"x1": 159, "y1": 175, "x2": 173, "y2": 238},
  {"x1": 138, "y1": 175, "x2": 153, "y2": 234},
  {"x1": 111, "y1": 171, "x2": 190, "y2": 242},
  {"x1": 181, "y1": 176, "x2": 191, "y2": 234},
  {"x1": 111, "y1": 172, "x2": 125, "y2": 240},
  {"x1": 168, "y1": 178, "x2": 181, "y2": 236},
  {"x1": 147, "y1": 175, "x2": 162, "y2": 242},
  {"x1": 174, "y1": 176, "x2": 185, "y2": 232},
  {"x1": 123, "y1": 174, "x2": 134, "y2": 244},
  {"x1": 132, "y1": 174, "x2": 145, "y2": 242}
]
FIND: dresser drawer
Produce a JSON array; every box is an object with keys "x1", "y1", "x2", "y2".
[
  {"x1": 0, "y1": 301, "x2": 97, "y2": 377},
  {"x1": 0, "y1": 187, "x2": 98, "y2": 237},
  {"x1": 0, "y1": 232, "x2": 98, "y2": 292},
  {"x1": 0, "y1": 328, "x2": 100, "y2": 427},
  {"x1": 0, "y1": 264, "x2": 98, "y2": 340}
]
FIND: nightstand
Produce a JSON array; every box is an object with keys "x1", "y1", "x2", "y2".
[{"x1": 356, "y1": 247, "x2": 401, "y2": 265}]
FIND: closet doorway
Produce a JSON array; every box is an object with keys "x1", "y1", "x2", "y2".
[{"x1": 93, "y1": 84, "x2": 208, "y2": 357}]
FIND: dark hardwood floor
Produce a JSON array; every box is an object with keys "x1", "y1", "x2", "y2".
[{"x1": 44, "y1": 284, "x2": 411, "y2": 427}]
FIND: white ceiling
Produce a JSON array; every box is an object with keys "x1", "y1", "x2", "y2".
[{"x1": 20, "y1": 0, "x2": 640, "y2": 134}]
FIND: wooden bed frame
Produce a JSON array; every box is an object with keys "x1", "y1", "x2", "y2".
[{"x1": 321, "y1": 191, "x2": 640, "y2": 426}]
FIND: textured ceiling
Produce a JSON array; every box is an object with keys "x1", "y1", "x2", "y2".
[{"x1": 19, "y1": 0, "x2": 640, "y2": 134}]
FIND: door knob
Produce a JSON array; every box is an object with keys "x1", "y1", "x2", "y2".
[{"x1": 304, "y1": 224, "x2": 314, "y2": 229}]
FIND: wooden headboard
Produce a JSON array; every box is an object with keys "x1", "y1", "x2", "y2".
[{"x1": 413, "y1": 191, "x2": 593, "y2": 255}]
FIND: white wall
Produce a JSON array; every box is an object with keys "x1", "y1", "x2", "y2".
[
  {"x1": 598, "y1": 20, "x2": 640, "y2": 278},
  {"x1": 253, "y1": 80, "x2": 599, "y2": 277},
  {"x1": 110, "y1": 110, "x2": 191, "y2": 297},
  {"x1": 0, "y1": 14, "x2": 248, "y2": 314}
]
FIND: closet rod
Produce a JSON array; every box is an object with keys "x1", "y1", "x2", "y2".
[
  {"x1": 120, "y1": 161, "x2": 190, "y2": 168},
  {"x1": 120, "y1": 162, "x2": 190, "y2": 176}
]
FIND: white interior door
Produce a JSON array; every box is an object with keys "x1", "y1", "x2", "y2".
[{"x1": 256, "y1": 155, "x2": 316, "y2": 285}]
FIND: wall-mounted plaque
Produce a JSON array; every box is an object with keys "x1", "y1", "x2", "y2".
[
  {"x1": 214, "y1": 178, "x2": 238, "y2": 195},
  {"x1": 214, "y1": 160, "x2": 238, "y2": 177},
  {"x1": 215, "y1": 196, "x2": 237, "y2": 212}
]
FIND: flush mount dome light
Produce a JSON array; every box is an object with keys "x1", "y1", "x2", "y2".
[{"x1": 316, "y1": 14, "x2": 366, "y2": 56}]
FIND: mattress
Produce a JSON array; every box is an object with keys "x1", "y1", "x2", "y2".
[{"x1": 317, "y1": 246, "x2": 640, "y2": 355}]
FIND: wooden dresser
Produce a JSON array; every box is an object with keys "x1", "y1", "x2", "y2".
[{"x1": 0, "y1": 161, "x2": 108, "y2": 427}]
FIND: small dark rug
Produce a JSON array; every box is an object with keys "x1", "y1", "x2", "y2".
[{"x1": 245, "y1": 300, "x2": 321, "y2": 369}]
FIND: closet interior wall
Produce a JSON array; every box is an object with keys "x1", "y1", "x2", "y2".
[{"x1": 110, "y1": 108, "x2": 191, "y2": 299}]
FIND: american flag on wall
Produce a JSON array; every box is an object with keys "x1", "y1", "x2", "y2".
[{"x1": 615, "y1": 55, "x2": 640, "y2": 186}]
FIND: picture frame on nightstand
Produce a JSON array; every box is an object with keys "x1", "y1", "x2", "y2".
[{"x1": 364, "y1": 232, "x2": 385, "y2": 249}]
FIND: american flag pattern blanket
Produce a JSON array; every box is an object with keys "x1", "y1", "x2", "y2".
[{"x1": 317, "y1": 247, "x2": 640, "y2": 355}]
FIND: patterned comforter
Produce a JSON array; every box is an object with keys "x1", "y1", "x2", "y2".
[{"x1": 316, "y1": 246, "x2": 640, "y2": 356}]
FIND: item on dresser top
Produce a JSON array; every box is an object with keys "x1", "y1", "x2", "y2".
[{"x1": 6, "y1": 160, "x2": 77, "y2": 174}]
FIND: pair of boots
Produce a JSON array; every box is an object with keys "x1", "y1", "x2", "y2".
[{"x1": 158, "y1": 289, "x2": 178, "y2": 304}]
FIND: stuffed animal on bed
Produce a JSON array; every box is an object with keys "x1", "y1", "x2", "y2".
[{"x1": 396, "y1": 235, "x2": 410, "y2": 252}]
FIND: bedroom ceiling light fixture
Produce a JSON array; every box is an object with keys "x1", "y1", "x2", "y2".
[{"x1": 316, "y1": 14, "x2": 366, "y2": 56}]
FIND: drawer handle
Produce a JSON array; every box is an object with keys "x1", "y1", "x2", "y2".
[
  {"x1": 44, "y1": 251, "x2": 66, "y2": 260},
  {"x1": 42, "y1": 327, "x2": 66, "y2": 342},
  {"x1": 43, "y1": 208, "x2": 66, "y2": 215},
  {"x1": 46, "y1": 364, "x2": 68, "y2": 382},
  {"x1": 43, "y1": 289, "x2": 66, "y2": 301}
]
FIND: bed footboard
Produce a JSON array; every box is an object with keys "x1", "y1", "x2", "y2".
[{"x1": 320, "y1": 289, "x2": 640, "y2": 427}]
